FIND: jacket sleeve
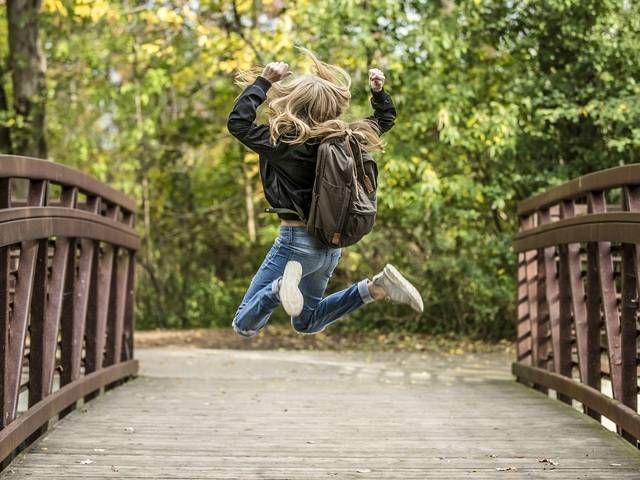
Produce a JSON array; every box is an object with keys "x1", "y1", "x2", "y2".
[
  {"x1": 227, "y1": 76, "x2": 275, "y2": 155},
  {"x1": 367, "y1": 88, "x2": 397, "y2": 135}
]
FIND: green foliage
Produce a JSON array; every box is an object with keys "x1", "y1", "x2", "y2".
[{"x1": 6, "y1": 0, "x2": 637, "y2": 338}]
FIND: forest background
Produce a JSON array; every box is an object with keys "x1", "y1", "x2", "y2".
[{"x1": 1, "y1": 0, "x2": 638, "y2": 340}]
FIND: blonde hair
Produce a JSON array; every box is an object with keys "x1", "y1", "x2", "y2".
[{"x1": 235, "y1": 48, "x2": 383, "y2": 151}]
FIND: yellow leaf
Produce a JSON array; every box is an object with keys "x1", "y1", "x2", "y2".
[{"x1": 43, "y1": 0, "x2": 68, "y2": 16}]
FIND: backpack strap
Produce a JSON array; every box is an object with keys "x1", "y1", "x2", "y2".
[
  {"x1": 264, "y1": 205, "x2": 306, "y2": 221},
  {"x1": 344, "y1": 130, "x2": 375, "y2": 194}
]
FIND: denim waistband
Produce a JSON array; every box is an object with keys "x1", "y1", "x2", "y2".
[{"x1": 278, "y1": 226, "x2": 326, "y2": 249}]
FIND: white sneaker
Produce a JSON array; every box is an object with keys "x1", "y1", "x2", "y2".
[
  {"x1": 280, "y1": 261, "x2": 303, "y2": 316},
  {"x1": 372, "y1": 264, "x2": 424, "y2": 313}
]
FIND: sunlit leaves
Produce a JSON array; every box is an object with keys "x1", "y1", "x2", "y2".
[{"x1": 27, "y1": 0, "x2": 640, "y2": 336}]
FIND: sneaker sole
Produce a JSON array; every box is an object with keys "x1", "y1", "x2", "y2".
[
  {"x1": 281, "y1": 261, "x2": 304, "y2": 317},
  {"x1": 384, "y1": 264, "x2": 424, "y2": 313}
]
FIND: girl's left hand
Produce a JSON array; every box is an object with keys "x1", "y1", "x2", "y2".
[{"x1": 368, "y1": 68, "x2": 385, "y2": 92}]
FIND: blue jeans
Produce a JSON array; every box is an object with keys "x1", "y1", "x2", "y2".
[{"x1": 232, "y1": 226, "x2": 374, "y2": 337}]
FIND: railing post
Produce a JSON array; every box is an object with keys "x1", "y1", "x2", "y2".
[{"x1": 0, "y1": 179, "x2": 10, "y2": 429}]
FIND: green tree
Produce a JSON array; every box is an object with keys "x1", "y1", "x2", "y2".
[
  {"x1": 6, "y1": 0, "x2": 636, "y2": 339},
  {"x1": 1, "y1": 0, "x2": 48, "y2": 156}
]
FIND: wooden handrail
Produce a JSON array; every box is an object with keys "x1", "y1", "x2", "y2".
[
  {"x1": 0, "y1": 155, "x2": 136, "y2": 213},
  {"x1": 514, "y1": 173, "x2": 640, "y2": 447},
  {"x1": 0, "y1": 156, "x2": 139, "y2": 468},
  {"x1": 0, "y1": 207, "x2": 140, "y2": 249},
  {"x1": 513, "y1": 212, "x2": 640, "y2": 251},
  {"x1": 518, "y1": 164, "x2": 640, "y2": 215}
]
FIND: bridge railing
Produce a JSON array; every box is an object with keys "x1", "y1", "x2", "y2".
[
  {"x1": 0, "y1": 155, "x2": 139, "y2": 465},
  {"x1": 514, "y1": 165, "x2": 640, "y2": 446}
]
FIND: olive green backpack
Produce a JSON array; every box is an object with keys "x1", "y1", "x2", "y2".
[
  {"x1": 267, "y1": 131, "x2": 378, "y2": 248},
  {"x1": 306, "y1": 131, "x2": 378, "y2": 248}
]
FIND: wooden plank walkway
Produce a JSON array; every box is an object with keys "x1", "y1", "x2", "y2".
[{"x1": 2, "y1": 348, "x2": 640, "y2": 479}]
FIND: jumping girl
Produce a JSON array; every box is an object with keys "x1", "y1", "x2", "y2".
[{"x1": 228, "y1": 49, "x2": 423, "y2": 338}]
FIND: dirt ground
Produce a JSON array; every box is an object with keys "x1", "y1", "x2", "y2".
[{"x1": 134, "y1": 325, "x2": 513, "y2": 354}]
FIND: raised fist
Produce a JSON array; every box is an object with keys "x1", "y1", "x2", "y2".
[
  {"x1": 261, "y1": 62, "x2": 291, "y2": 83},
  {"x1": 368, "y1": 68, "x2": 385, "y2": 92}
]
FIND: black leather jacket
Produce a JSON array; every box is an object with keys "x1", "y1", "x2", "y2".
[{"x1": 227, "y1": 75, "x2": 397, "y2": 220}]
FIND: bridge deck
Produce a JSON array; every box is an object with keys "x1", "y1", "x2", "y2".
[{"x1": 3, "y1": 348, "x2": 640, "y2": 479}]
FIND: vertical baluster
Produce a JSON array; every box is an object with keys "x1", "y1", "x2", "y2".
[
  {"x1": 28, "y1": 219, "x2": 49, "y2": 410},
  {"x1": 3, "y1": 180, "x2": 46, "y2": 426},
  {"x1": 525, "y1": 210, "x2": 549, "y2": 392},
  {"x1": 29, "y1": 187, "x2": 78, "y2": 409},
  {"x1": 537, "y1": 207, "x2": 571, "y2": 404},
  {"x1": 537, "y1": 210, "x2": 554, "y2": 368},
  {"x1": 84, "y1": 235, "x2": 100, "y2": 376},
  {"x1": 620, "y1": 186, "x2": 640, "y2": 443},
  {"x1": 0, "y1": 178, "x2": 11, "y2": 428},
  {"x1": 539, "y1": 208, "x2": 561, "y2": 368},
  {"x1": 560, "y1": 200, "x2": 599, "y2": 418},
  {"x1": 105, "y1": 250, "x2": 125, "y2": 367},
  {"x1": 85, "y1": 204, "x2": 119, "y2": 399},
  {"x1": 517, "y1": 216, "x2": 532, "y2": 364},
  {"x1": 525, "y1": 216, "x2": 539, "y2": 371},
  {"x1": 588, "y1": 192, "x2": 624, "y2": 407},
  {"x1": 62, "y1": 196, "x2": 100, "y2": 386},
  {"x1": 106, "y1": 212, "x2": 133, "y2": 367},
  {"x1": 122, "y1": 251, "x2": 136, "y2": 362},
  {"x1": 122, "y1": 211, "x2": 135, "y2": 362},
  {"x1": 535, "y1": 243, "x2": 546, "y2": 373},
  {"x1": 584, "y1": 204, "x2": 603, "y2": 421}
]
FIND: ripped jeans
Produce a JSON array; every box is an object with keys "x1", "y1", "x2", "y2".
[{"x1": 232, "y1": 226, "x2": 373, "y2": 337}]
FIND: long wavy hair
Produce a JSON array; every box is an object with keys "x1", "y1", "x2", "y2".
[{"x1": 235, "y1": 48, "x2": 383, "y2": 151}]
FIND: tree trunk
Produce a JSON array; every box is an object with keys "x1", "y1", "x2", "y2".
[
  {"x1": 7, "y1": 0, "x2": 47, "y2": 158},
  {"x1": 240, "y1": 146, "x2": 257, "y2": 243},
  {"x1": 0, "y1": 65, "x2": 12, "y2": 154}
]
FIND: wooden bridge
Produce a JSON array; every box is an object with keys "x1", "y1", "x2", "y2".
[{"x1": 0, "y1": 155, "x2": 639, "y2": 479}]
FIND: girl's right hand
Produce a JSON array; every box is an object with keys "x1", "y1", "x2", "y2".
[{"x1": 261, "y1": 62, "x2": 291, "y2": 83}]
